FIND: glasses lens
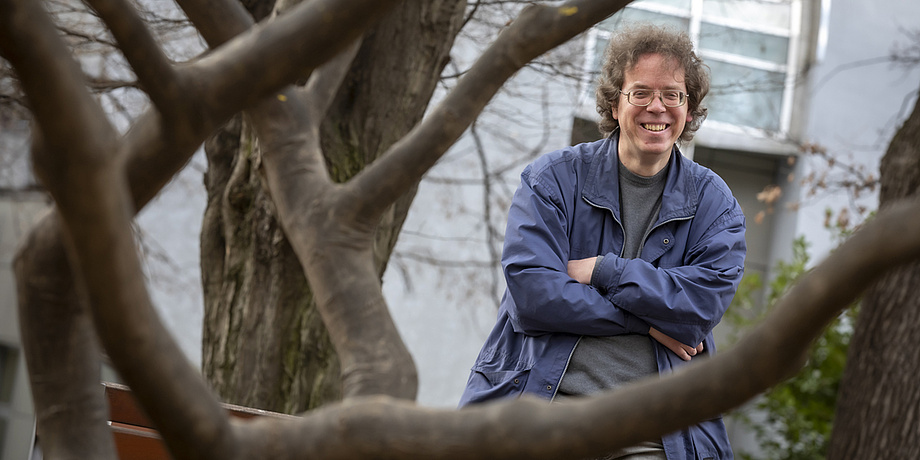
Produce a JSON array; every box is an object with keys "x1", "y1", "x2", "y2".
[
  {"x1": 662, "y1": 91, "x2": 685, "y2": 107},
  {"x1": 625, "y1": 90, "x2": 686, "y2": 107},
  {"x1": 628, "y1": 90, "x2": 651, "y2": 106}
]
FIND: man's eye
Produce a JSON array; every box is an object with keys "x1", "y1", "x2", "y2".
[
  {"x1": 663, "y1": 91, "x2": 680, "y2": 101},
  {"x1": 631, "y1": 90, "x2": 649, "y2": 98}
]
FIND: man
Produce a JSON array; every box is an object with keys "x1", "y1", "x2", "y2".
[{"x1": 458, "y1": 24, "x2": 746, "y2": 459}]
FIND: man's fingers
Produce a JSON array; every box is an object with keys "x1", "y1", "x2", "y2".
[
  {"x1": 649, "y1": 327, "x2": 703, "y2": 361},
  {"x1": 685, "y1": 343, "x2": 704, "y2": 356}
]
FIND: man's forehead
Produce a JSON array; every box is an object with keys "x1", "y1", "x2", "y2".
[
  {"x1": 627, "y1": 52, "x2": 684, "y2": 71},
  {"x1": 624, "y1": 54, "x2": 686, "y2": 83}
]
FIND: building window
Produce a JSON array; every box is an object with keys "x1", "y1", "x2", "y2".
[{"x1": 583, "y1": 0, "x2": 800, "y2": 136}]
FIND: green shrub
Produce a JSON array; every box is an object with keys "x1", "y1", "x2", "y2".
[{"x1": 725, "y1": 237, "x2": 857, "y2": 460}]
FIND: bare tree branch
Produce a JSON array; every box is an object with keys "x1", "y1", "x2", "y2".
[
  {"x1": 82, "y1": 0, "x2": 181, "y2": 111},
  {"x1": 10, "y1": 0, "x2": 412, "y2": 454},
  {"x1": 299, "y1": 39, "x2": 362, "y2": 125},
  {"x1": 2, "y1": 1, "x2": 236, "y2": 457},
  {"x1": 174, "y1": 0, "x2": 253, "y2": 47},
  {"x1": 225, "y1": 196, "x2": 920, "y2": 459},
  {"x1": 186, "y1": 0, "x2": 401, "y2": 118},
  {"x1": 249, "y1": 36, "x2": 415, "y2": 399},
  {"x1": 0, "y1": 2, "x2": 360, "y2": 460},
  {"x1": 0, "y1": 0, "x2": 115, "y2": 168},
  {"x1": 13, "y1": 214, "x2": 118, "y2": 460},
  {"x1": 348, "y1": 0, "x2": 630, "y2": 223}
]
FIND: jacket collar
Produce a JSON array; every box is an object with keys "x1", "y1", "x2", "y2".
[{"x1": 582, "y1": 130, "x2": 699, "y2": 223}]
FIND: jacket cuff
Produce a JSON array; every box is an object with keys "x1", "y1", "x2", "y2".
[
  {"x1": 589, "y1": 255, "x2": 604, "y2": 286},
  {"x1": 590, "y1": 253, "x2": 625, "y2": 292},
  {"x1": 625, "y1": 315, "x2": 651, "y2": 335}
]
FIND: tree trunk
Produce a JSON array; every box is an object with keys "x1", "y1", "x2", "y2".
[
  {"x1": 827, "y1": 81, "x2": 920, "y2": 458},
  {"x1": 201, "y1": 0, "x2": 465, "y2": 413}
]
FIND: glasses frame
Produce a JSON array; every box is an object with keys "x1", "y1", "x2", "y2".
[{"x1": 619, "y1": 89, "x2": 688, "y2": 108}]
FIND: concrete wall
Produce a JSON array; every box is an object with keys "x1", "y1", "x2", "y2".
[{"x1": 0, "y1": 191, "x2": 49, "y2": 460}]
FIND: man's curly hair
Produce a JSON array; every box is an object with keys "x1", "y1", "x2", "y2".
[{"x1": 596, "y1": 24, "x2": 710, "y2": 143}]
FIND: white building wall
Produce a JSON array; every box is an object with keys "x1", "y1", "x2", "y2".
[{"x1": 798, "y1": 0, "x2": 920, "y2": 264}]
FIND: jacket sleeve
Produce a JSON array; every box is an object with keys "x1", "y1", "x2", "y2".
[
  {"x1": 591, "y1": 201, "x2": 746, "y2": 347},
  {"x1": 502, "y1": 167, "x2": 650, "y2": 337}
]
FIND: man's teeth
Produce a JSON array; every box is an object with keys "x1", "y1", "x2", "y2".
[{"x1": 643, "y1": 123, "x2": 667, "y2": 132}]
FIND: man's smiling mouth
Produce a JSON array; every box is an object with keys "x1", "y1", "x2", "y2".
[{"x1": 642, "y1": 123, "x2": 668, "y2": 132}]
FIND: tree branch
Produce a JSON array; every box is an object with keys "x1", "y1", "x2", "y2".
[
  {"x1": 83, "y1": 0, "x2": 182, "y2": 112},
  {"x1": 174, "y1": 0, "x2": 254, "y2": 47},
  {"x1": 300, "y1": 39, "x2": 362, "y2": 125},
  {"x1": 238, "y1": 197, "x2": 920, "y2": 459},
  {"x1": 0, "y1": 0, "x2": 115, "y2": 170},
  {"x1": 347, "y1": 0, "x2": 629, "y2": 222},
  {"x1": 248, "y1": 34, "x2": 421, "y2": 399},
  {"x1": 6, "y1": 0, "x2": 407, "y2": 457},
  {"x1": 2, "y1": 0, "x2": 233, "y2": 457},
  {"x1": 187, "y1": 0, "x2": 401, "y2": 118},
  {"x1": 13, "y1": 214, "x2": 118, "y2": 460},
  {"x1": 0, "y1": 5, "x2": 126, "y2": 456}
]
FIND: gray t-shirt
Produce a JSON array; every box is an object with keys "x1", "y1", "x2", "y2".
[{"x1": 557, "y1": 159, "x2": 668, "y2": 398}]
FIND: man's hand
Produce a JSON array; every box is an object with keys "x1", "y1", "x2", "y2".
[
  {"x1": 567, "y1": 257, "x2": 597, "y2": 284},
  {"x1": 649, "y1": 327, "x2": 703, "y2": 361}
]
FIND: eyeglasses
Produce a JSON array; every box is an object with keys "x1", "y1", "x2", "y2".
[{"x1": 620, "y1": 89, "x2": 687, "y2": 108}]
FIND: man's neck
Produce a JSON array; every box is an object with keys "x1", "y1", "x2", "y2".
[{"x1": 619, "y1": 150, "x2": 672, "y2": 178}]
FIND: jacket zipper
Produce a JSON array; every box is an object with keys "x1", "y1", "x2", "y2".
[
  {"x1": 550, "y1": 336, "x2": 581, "y2": 402},
  {"x1": 582, "y1": 196, "x2": 627, "y2": 257},
  {"x1": 584, "y1": 196, "x2": 693, "y2": 257},
  {"x1": 569, "y1": 197, "x2": 694, "y2": 389}
]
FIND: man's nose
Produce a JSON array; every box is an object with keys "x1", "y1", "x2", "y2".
[{"x1": 646, "y1": 94, "x2": 667, "y2": 112}]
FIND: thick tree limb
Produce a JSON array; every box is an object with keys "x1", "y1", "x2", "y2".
[
  {"x1": 348, "y1": 0, "x2": 631, "y2": 223},
  {"x1": 2, "y1": 3, "x2": 123, "y2": 457},
  {"x1": 223, "y1": 2, "x2": 467, "y2": 405},
  {"x1": 186, "y1": 0, "x2": 401, "y2": 118},
  {"x1": 1, "y1": 2, "x2": 188, "y2": 458},
  {"x1": 83, "y1": 0, "x2": 182, "y2": 112},
  {"x1": 174, "y1": 0, "x2": 254, "y2": 47},
  {"x1": 0, "y1": 0, "x2": 115, "y2": 167},
  {"x1": 9, "y1": 0, "x2": 405, "y2": 456},
  {"x1": 3, "y1": 0, "x2": 235, "y2": 454},
  {"x1": 299, "y1": 39, "x2": 362, "y2": 126},
  {"x1": 233, "y1": 197, "x2": 920, "y2": 459},
  {"x1": 248, "y1": 35, "x2": 422, "y2": 399},
  {"x1": 13, "y1": 214, "x2": 118, "y2": 460},
  {"x1": 238, "y1": 0, "x2": 630, "y2": 400}
]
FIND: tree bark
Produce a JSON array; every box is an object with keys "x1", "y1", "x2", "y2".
[
  {"x1": 201, "y1": 0, "x2": 465, "y2": 412},
  {"x1": 201, "y1": 115, "x2": 342, "y2": 414},
  {"x1": 827, "y1": 80, "x2": 920, "y2": 458}
]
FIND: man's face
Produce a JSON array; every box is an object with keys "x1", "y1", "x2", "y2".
[{"x1": 613, "y1": 53, "x2": 692, "y2": 172}]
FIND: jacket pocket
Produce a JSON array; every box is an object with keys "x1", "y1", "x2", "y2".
[
  {"x1": 460, "y1": 368, "x2": 531, "y2": 405},
  {"x1": 691, "y1": 415, "x2": 733, "y2": 460}
]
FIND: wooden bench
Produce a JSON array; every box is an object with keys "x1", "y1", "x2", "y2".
[{"x1": 103, "y1": 382, "x2": 294, "y2": 459}]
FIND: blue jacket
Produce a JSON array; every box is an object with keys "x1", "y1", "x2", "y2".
[{"x1": 458, "y1": 135, "x2": 746, "y2": 460}]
